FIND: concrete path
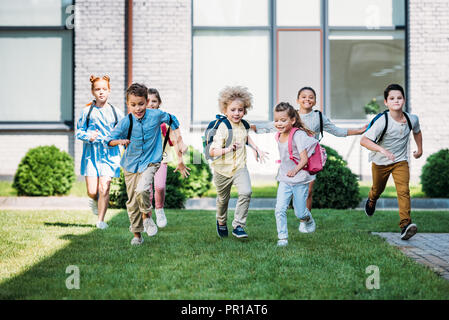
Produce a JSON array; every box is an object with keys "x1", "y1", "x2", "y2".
[{"x1": 373, "y1": 232, "x2": 449, "y2": 281}]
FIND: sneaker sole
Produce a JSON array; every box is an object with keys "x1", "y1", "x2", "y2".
[
  {"x1": 365, "y1": 200, "x2": 375, "y2": 217},
  {"x1": 232, "y1": 232, "x2": 248, "y2": 238},
  {"x1": 401, "y1": 224, "x2": 417, "y2": 240}
]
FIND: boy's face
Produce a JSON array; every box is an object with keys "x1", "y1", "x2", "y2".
[
  {"x1": 384, "y1": 90, "x2": 405, "y2": 112},
  {"x1": 224, "y1": 99, "x2": 245, "y2": 124},
  {"x1": 127, "y1": 94, "x2": 148, "y2": 119}
]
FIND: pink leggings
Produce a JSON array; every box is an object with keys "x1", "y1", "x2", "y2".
[{"x1": 149, "y1": 162, "x2": 167, "y2": 209}]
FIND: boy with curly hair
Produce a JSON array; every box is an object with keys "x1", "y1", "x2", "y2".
[{"x1": 208, "y1": 86, "x2": 268, "y2": 239}]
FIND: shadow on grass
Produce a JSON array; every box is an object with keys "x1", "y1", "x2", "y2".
[
  {"x1": 44, "y1": 222, "x2": 95, "y2": 228},
  {"x1": 1, "y1": 209, "x2": 449, "y2": 300}
]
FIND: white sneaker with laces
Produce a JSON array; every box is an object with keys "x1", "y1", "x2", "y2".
[
  {"x1": 305, "y1": 216, "x2": 316, "y2": 233},
  {"x1": 131, "y1": 236, "x2": 144, "y2": 246},
  {"x1": 89, "y1": 198, "x2": 98, "y2": 215},
  {"x1": 144, "y1": 218, "x2": 158, "y2": 237},
  {"x1": 96, "y1": 221, "x2": 108, "y2": 229},
  {"x1": 155, "y1": 208, "x2": 167, "y2": 228},
  {"x1": 277, "y1": 239, "x2": 288, "y2": 247}
]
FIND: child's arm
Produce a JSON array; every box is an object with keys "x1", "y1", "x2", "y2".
[
  {"x1": 247, "y1": 135, "x2": 269, "y2": 163},
  {"x1": 105, "y1": 116, "x2": 130, "y2": 147},
  {"x1": 360, "y1": 136, "x2": 395, "y2": 162},
  {"x1": 75, "y1": 109, "x2": 99, "y2": 143},
  {"x1": 412, "y1": 130, "x2": 423, "y2": 159},
  {"x1": 322, "y1": 114, "x2": 367, "y2": 136},
  {"x1": 347, "y1": 124, "x2": 369, "y2": 136},
  {"x1": 287, "y1": 149, "x2": 308, "y2": 177},
  {"x1": 251, "y1": 121, "x2": 276, "y2": 134}
]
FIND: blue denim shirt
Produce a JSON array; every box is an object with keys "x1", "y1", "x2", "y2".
[{"x1": 105, "y1": 108, "x2": 179, "y2": 173}]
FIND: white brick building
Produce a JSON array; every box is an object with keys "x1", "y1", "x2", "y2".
[{"x1": 1, "y1": 0, "x2": 448, "y2": 183}]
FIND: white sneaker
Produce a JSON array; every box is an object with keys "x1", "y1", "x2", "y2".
[
  {"x1": 277, "y1": 239, "x2": 288, "y2": 247},
  {"x1": 131, "y1": 236, "x2": 144, "y2": 246},
  {"x1": 96, "y1": 221, "x2": 108, "y2": 229},
  {"x1": 299, "y1": 221, "x2": 308, "y2": 233},
  {"x1": 143, "y1": 218, "x2": 158, "y2": 237},
  {"x1": 89, "y1": 198, "x2": 98, "y2": 215},
  {"x1": 305, "y1": 216, "x2": 316, "y2": 233},
  {"x1": 155, "y1": 208, "x2": 167, "y2": 228}
]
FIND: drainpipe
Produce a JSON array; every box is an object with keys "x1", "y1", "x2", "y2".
[{"x1": 125, "y1": 0, "x2": 133, "y2": 112}]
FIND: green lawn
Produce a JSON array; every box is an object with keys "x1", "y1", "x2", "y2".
[
  {"x1": 0, "y1": 180, "x2": 427, "y2": 199},
  {"x1": 1, "y1": 208, "x2": 449, "y2": 299}
]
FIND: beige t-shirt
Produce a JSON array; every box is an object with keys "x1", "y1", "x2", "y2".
[
  {"x1": 363, "y1": 112, "x2": 420, "y2": 165},
  {"x1": 209, "y1": 120, "x2": 248, "y2": 178}
]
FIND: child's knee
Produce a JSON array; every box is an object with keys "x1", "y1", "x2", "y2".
[{"x1": 238, "y1": 190, "x2": 252, "y2": 199}]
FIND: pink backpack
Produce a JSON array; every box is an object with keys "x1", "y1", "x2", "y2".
[{"x1": 275, "y1": 127, "x2": 327, "y2": 175}]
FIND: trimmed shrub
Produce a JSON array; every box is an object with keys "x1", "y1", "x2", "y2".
[
  {"x1": 13, "y1": 145, "x2": 75, "y2": 196},
  {"x1": 421, "y1": 149, "x2": 449, "y2": 198},
  {"x1": 108, "y1": 146, "x2": 211, "y2": 209},
  {"x1": 312, "y1": 145, "x2": 361, "y2": 209}
]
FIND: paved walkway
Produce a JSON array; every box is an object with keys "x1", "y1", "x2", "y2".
[{"x1": 373, "y1": 232, "x2": 449, "y2": 281}]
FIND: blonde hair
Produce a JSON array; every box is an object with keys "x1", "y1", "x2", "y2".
[{"x1": 218, "y1": 86, "x2": 253, "y2": 115}]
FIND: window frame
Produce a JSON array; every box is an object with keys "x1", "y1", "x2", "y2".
[
  {"x1": 0, "y1": 1, "x2": 75, "y2": 132},
  {"x1": 190, "y1": 0, "x2": 408, "y2": 127}
]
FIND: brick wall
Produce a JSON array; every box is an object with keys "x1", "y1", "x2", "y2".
[{"x1": 73, "y1": 0, "x2": 126, "y2": 175}]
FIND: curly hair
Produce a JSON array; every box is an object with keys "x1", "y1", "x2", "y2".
[
  {"x1": 126, "y1": 83, "x2": 148, "y2": 101},
  {"x1": 218, "y1": 86, "x2": 253, "y2": 115}
]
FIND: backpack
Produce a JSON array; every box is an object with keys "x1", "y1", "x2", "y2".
[
  {"x1": 314, "y1": 110, "x2": 324, "y2": 141},
  {"x1": 125, "y1": 112, "x2": 173, "y2": 153},
  {"x1": 202, "y1": 115, "x2": 251, "y2": 160},
  {"x1": 275, "y1": 127, "x2": 327, "y2": 175},
  {"x1": 85, "y1": 100, "x2": 118, "y2": 129},
  {"x1": 366, "y1": 110, "x2": 412, "y2": 144}
]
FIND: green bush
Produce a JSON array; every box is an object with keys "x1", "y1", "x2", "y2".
[
  {"x1": 171, "y1": 145, "x2": 213, "y2": 198},
  {"x1": 421, "y1": 149, "x2": 449, "y2": 198},
  {"x1": 13, "y1": 145, "x2": 75, "y2": 196},
  {"x1": 312, "y1": 145, "x2": 361, "y2": 209},
  {"x1": 109, "y1": 145, "x2": 212, "y2": 209}
]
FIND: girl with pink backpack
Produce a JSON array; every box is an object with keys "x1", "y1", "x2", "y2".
[{"x1": 273, "y1": 102, "x2": 321, "y2": 247}]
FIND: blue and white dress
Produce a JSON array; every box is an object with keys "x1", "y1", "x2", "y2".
[{"x1": 76, "y1": 103, "x2": 124, "y2": 177}]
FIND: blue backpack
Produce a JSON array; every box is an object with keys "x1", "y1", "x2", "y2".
[
  {"x1": 202, "y1": 115, "x2": 251, "y2": 160},
  {"x1": 366, "y1": 110, "x2": 412, "y2": 143}
]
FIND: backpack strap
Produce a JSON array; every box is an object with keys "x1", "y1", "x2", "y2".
[
  {"x1": 403, "y1": 112, "x2": 412, "y2": 131},
  {"x1": 287, "y1": 128, "x2": 299, "y2": 165},
  {"x1": 85, "y1": 103, "x2": 95, "y2": 129},
  {"x1": 314, "y1": 110, "x2": 323, "y2": 141},
  {"x1": 127, "y1": 113, "x2": 133, "y2": 141},
  {"x1": 109, "y1": 103, "x2": 118, "y2": 127},
  {"x1": 162, "y1": 114, "x2": 173, "y2": 156},
  {"x1": 376, "y1": 110, "x2": 389, "y2": 144}
]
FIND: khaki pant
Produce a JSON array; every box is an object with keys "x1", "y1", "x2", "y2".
[
  {"x1": 124, "y1": 163, "x2": 161, "y2": 233},
  {"x1": 214, "y1": 167, "x2": 252, "y2": 229},
  {"x1": 368, "y1": 161, "x2": 411, "y2": 228}
]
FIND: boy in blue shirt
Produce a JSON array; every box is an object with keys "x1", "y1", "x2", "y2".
[{"x1": 106, "y1": 83, "x2": 190, "y2": 245}]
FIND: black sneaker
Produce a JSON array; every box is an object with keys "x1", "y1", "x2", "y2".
[
  {"x1": 401, "y1": 223, "x2": 417, "y2": 240},
  {"x1": 216, "y1": 221, "x2": 228, "y2": 238},
  {"x1": 232, "y1": 226, "x2": 248, "y2": 238},
  {"x1": 365, "y1": 198, "x2": 377, "y2": 217}
]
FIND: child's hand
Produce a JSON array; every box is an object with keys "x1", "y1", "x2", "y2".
[
  {"x1": 360, "y1": 124, "x2": 368, "y2": 133},
  {"x1": 119, "y1": 139, "x2": 131, "y2": 147},
  {"x1": 250, "y1": 124, "x2": 257, "y2": 133},
  {"x1": 254, "y1": 148, "x2": 269, "y2": 164},
  {"x1": 287, "y1": 168, "x2": 300, "y2": 177},
  {"x1": 413, "y1": 150, "x2": 423, "y2": 159},
  {"x1": 381, "y1": 149, "x2": 395, "y2": 162},
  {"x1": 89, "y1": 129, "x2": 99, "y2": 142},
  {"x1": 174, "y1": 162, "x2": 191, "y2": 178},
  {"x1": 231, "y1": 142, "x2": 242, "y2": 151}
]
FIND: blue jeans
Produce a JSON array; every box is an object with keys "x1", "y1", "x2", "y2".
[{"x1": 274, "y1": 181, "x2": 311, "y2": 240}]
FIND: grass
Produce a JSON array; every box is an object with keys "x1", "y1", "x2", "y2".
[
  {"x1": 0, "y1": 180, "x2": 428, "y2": 199},
  {"x1": 1, "y1": 208, "x2": 449, "y2": 299}
]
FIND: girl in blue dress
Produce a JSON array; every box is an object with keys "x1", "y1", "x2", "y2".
[{"x1": 75, "y1": 75, "x2": 124, "y2": 229}]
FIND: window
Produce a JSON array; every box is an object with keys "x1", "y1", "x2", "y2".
[
  {"x1": 276, "y1": 0, "x2": 321, "y2": 27},
  {"x1": 328, "y1": 0, "x2": 406, "y2": 120},
  {"x1": 0, "y1": 0, "x2": 73, "y2": 126}
]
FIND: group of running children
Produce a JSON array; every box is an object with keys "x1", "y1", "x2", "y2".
[{"x1": 76, "y1": 75, "x2": 423, "y2": 246}]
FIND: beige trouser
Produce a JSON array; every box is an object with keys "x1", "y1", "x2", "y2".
[
  {"x1": 214, "y1": 167, "x2": 252, "y2": 229},
  {"x1": 124, "y1": 163, "x2": 161, "y2": 233},
  {"x1": 368, "y1": 161, "x2": 411, "y2": 229}
]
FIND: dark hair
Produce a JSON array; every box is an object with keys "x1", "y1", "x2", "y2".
[
  {"x1": 297, "y1": 86, "x2": 316, "y2": 99},
  {"x1": 126, "y1": 83, "x2": 148, "y2": 101},
  {"x1": 384, "y1": 84, "x2": 405, "y2": 100},
  {"x1": 148, "y1": 88, "x2": 162, "y2": 104},
  {"x1": 274, "y1": 102, "x2": 315, "y2": 136}
]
